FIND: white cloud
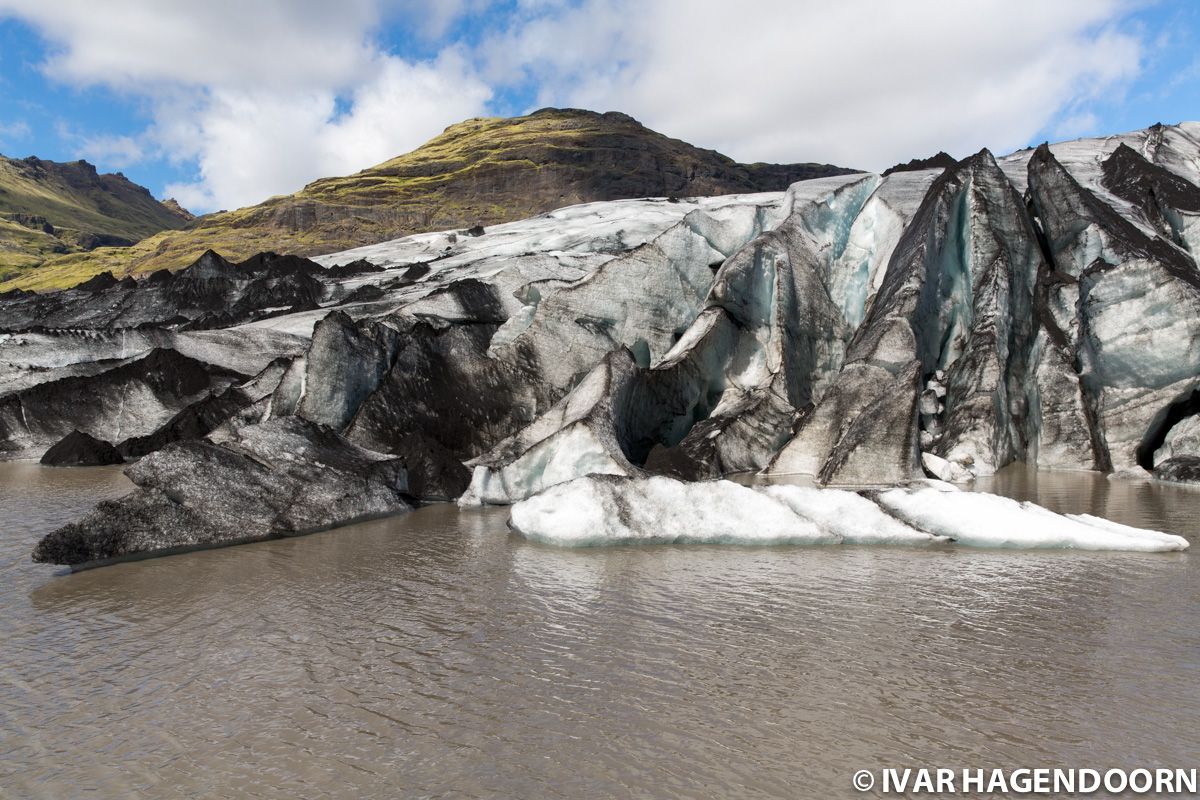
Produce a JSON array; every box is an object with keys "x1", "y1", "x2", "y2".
[
  {"x1": 0, "y1": 120, "x2": 31, "y2": 148},
  {"x1": 0, "y1": 0, "x2": 489, "y2": 211},
  {"x1": 162, "y1": 51, "x2": 490, "y2": 211},
  {"x1": 51, "y1": 122, "x2": 150, "y2": 170},
  {"x1": 0, "y1": 0, "x2": 381, "y2": 91},
  {"x1": 391, "y1": 0, "x2": 483, "y2": 40},
  {"x1": 0, "y1": 0, "x2": 1149, "y2": 211},
  {"x1": 322, "y1": 49, "x2": 490, "y2": 179},
  {"x1": 77, "y1": 133, "x2": 146, "y2": 169},
  {"x1": 481, "y1": 0, "x2": 1144, "y2": 171}
]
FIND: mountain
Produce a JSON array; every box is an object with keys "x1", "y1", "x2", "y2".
[
  {"x1": 882, "y1": 151, "x2": 957, "y2": 175},
  {"x1": 8, "y1": 120, "x2": 1200, "y2": 566},
  {"x1": 1, "y1": 108, "x2": 856, "y2": 292},
  {"x1": 0, "y1": 155, "x2": 192, "y2": 282}
]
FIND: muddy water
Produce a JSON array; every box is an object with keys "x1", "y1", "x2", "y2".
[{"x1": 1, "y1": 463, "x2": 1198, "y2": 798}]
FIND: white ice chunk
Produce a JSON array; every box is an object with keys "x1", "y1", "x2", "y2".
[
  {"x1": 1154, "y1": 413, "x2": 1200, "y2": 465},
  {"x1": 921, "y1": 452, "x2": 975, "y2": 483},
  {"x1": 877, "y1": 487, "x2": 1189, "y2": 552},
  {"x1": 458, "y1": 423, "x2": 630, "y2": 507},
  {"x1": 508, "y1": 476, "x2": 1188, "y2": 552},
  {"x1": 907, "y1": 478, "x2": 961, "y2": 492},
  {"x1": 759, "y1": 485, "x2": 945, "y2": 544},
  {"x1": 509, "y1": 476, "x2": 825, "y2": 546}
]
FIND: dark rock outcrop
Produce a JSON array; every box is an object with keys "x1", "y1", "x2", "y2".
[
  {"x1": 883, "y1": 151, "x2": 957, "y2": 176},
  {"x1": 39, "y1": 430, "x2": 123, "y2": 466},
  {"x1": 160, "y1": 198, "x2": 194, "y2": 222}
]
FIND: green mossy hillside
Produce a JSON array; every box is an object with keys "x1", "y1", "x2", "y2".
[
  {"x1": 2, "y1": 109, "x2": 856, "y2": 292},
  {"x1": 0, "y1": 155, "x2": 192, "y2": 286}
]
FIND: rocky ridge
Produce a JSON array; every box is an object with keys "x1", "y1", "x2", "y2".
[{"x1": 0, "y1": 155, "x2": 191, "y2": 281}]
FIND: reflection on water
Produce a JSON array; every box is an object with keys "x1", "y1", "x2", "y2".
[
  {"x1": 976, "y1": 466, "x2": 1200, "y2": 535},
  {"x1": 1, "y1": 463, "x2": 1198, "y2": 798}
]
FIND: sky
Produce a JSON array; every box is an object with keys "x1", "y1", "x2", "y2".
[{"x1": 0, "y1": 0, "x2": 1195, "y2": 215}]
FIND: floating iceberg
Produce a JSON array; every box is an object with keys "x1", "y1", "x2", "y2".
[
  {"x1": 876, "y1": 487, "x2": 1191, "y2": 552},
  {"x1": 508, "y1": 475, "x2": 1189, "y2": 552},
  {"x1": 509, "y1": 474, "x2": 834, "y2": 547}
]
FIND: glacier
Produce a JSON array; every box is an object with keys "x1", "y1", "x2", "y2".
[{"x1": 3, "y1": 122, "x2": 1200, "y2": 564}]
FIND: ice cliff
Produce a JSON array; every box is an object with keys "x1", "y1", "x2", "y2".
[{"x1": 3, "y1": 122, "x2": 1199, "y2": 564}]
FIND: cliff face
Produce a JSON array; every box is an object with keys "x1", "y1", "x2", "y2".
[
  {"x1": 0, "y1": 156, "x2": 191, "y2": 281},
  {"x1": 3, "y1": 109, "x2": 855, "y2": 291}
]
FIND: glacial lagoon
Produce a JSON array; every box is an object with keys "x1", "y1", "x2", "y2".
[{"x1": 2, "y1": 463, "x2": 1198, "y2": 798}]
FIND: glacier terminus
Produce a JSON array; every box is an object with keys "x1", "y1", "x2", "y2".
[{"x1": 4, "y1": 122, "x2": 1200, "y2": 564}]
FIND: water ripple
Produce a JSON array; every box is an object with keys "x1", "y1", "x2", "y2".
[{"x1": 0, "y1": 464, "x2": 1197, "y2": 798}]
